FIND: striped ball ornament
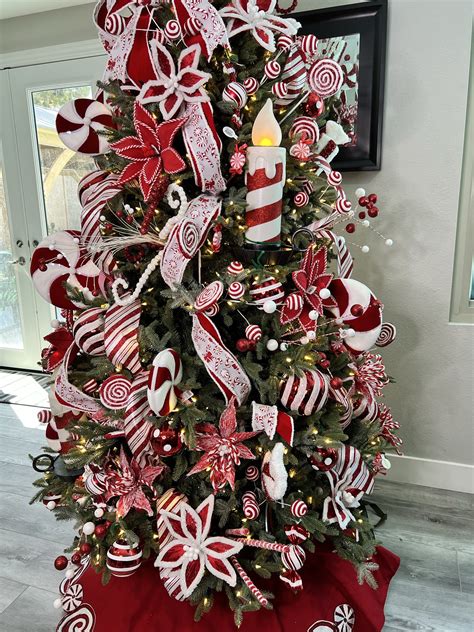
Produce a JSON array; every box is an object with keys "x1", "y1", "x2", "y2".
[
  {"x1": 223, "y1": 82, "x2": 247, "y2": 109},
  {"x1": 264, "y1": 60, "x2": 281, "y2": 79},
  {"x1": 272, "y1": 81, "x2": 288, "y2": 100},
  {"x1": 290, "y1": 116, "x2": 320, "y2": 144},
  {"x1": 281, "y1": 544, "x2": 306, "y2": 571},
  {"x1": 243, "y1": 77, "x2": 260, "y2": 96},
  {"x1": 327, "y1": 170, "x2": 343, "y2": 187},
  {"x1": 184, "y1": 17, "x2": 201, "y2": 36},
  {"x1": 228, "y1": 282, "x2": 246, "y2": 300},
  {"x1": 245, "y1": 465, "x2": 259, "y2": 481},
  {"x1": 82, "y1": 379, "x2": 98, "y2": 395},
  {"x1": 99, "y1": 374, "x2": 132, "y2": 410},
  {"x1": 38, "y1": 409, "x2": 52, "y2": 424},
  {"x1": 250, "y1": 277, "x2": 285, "y2": 308},
  {"x1": 227, "y1": 260, "x2": 244, "y2": 276},
  {"x1": 245, "y1": 324, "x2": 262, "y2": 342},
  {"x1": 294, "y1": 191, "x2": 310, "y2": 208},
  {"x1": 73, "y1": 307, "x2": 105, "y2": 356},
  {"x1": 164, "y1": 19, "x2": 181, "y2": 40},
  {"x1": 106, "y1": 540, "x2": 142, "y2": 578},
  {"x1": 242, "y1": 491, "x2": 260, "y2": 519},
  {"x1": 290, "y1": 499, "x2": 308, "y2": 518},
  {"x1": 335, "y1": 196, "x2": 352, "y2": 213},
  {"x1": 280, "y1": 369, "x2": 329, "y2": 416},
  {"x1": 298, "y1": 34, "x2": 318, "y2": 56},
  {"x1": 204, "y1": 303, "x2": 220, "y2": 317},
  {"x1": 277, "y1": 34, "x2": 294, "y2": 51}
]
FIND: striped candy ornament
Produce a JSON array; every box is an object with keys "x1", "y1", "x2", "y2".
[
  {"x1": 264, "y1": 60, "x2": 281, "y2": 79},
  {"x1": 272, "y1": 81, "x2": 288, "y2": 99},
  {"x1": 82, "y1": 379, "x2": 98, "y2": 395},
  {"x1": 184, "y1": 17, "x2": 201, "y2": 36},
  {"x1": 61, "y1": 584, "x2": 84, "y2": 612},
  {"x1": 223, "y1": 81, "x2": 247, "y2": 109},
  {"x1": 38, "y1": 409, "x2": 52, "y2": 424},
  {"x1": 280, "y1": 369, "x2": 329, "y2": 416},
  {"x1": 274, "y1": 45, "x2": 307, "y2": 106},
  {"x1": 104, "y1": 299, "x2": 142, "y2": 374},
  {"x1": 156, "y1": 489, "x2": 188, "y2": 602},
  {"x1": 284, "y1": 524, "x2": 309, "y2": 544},
  {"x1": 83, "y1": 465, "x2": 107, "y2": 496},
  {"x1": 290, "y1": 499, "x2": 308, "y2": 518},
  {"x1": 376, "y1": 322, "x2": 397, "y2": 347},
  {"x1": 277, "y1": 34, "x2": 294, "y2": 50},
  {"x1": 106, "y1": 540, "x2": 143, "y2": 577},
  {"x1": 194, "y1": 281, "x2": 224, "y2": 312},
  {"x1": 298, "y1": 33, "x2": 318, "y2": 57},
  {"x1": 294, "y1": 191, "x2": 309, "y2": 207},
  {"x1": 335, "y1": 195, "x2": 352, "y2": 213},
  {"x1": 123, "y1": 371, "x2": 154, "y2": 463},
  {"x1": 245, "y1": 324, "x2": 262, "y2": 342},
  {"x1": 308, "y1": 59, "x2": 344, "y2": 98},
  {"x1": 99, "y1": 374, "x2": 131, "y2": 410},
  {"x1": 230, "y1": 556, "x2": 269, "y2": 608},
  {"x1": 290, "y1": 116, "x2": 320, "y2": 144},
  {"x1": 56, "y1": 98, "x2": 114, "y2": 155},
  {"x1": 327, "y1": 170, "x2": 343, "y2": 187},
  {"x1": 242, "y1": 491, "x2": 260, "y2": 519},
  {"x1": 249, "y1": 277, "x2": 285, "y2": 308},
  {"x1": 147, "y1": 348, "x2": 183, "y2": 417},
  {"x1": 281, "y1": 544, "x2": 306, "y2": 571},
  {"x1": 104, "y1": 12, "x2": 126, "y2": 36},
  {"x1": 245, "y1": 464, "x2": 259, "y2": 481},
  {"x1": 281, "y1": 292, "x2": 304, "y2": 323},
  {"x1": 72, "y1": 307, "x2": 105, "y2": 356},
  {"x1": 164, "y1": 19, "x2": 181, "y2": 40},
  {"x1": 78, "y1": 170, "x2": 121, "y2": 249},
  {"x1": 243, "y1": 77, "x2": 260, "y2": 95},
  {"x1": 227, "y1": 260, "x2": 244, "y2": 275},
  {"x1": 56, "y1": 605, "x2": 95, "y2": 632},
  {"x1": 204, "y1": 303, "x2": 219, "y2": 317},
  {"x1": 228, "y1": 282, "x2": 245, "y2": 300}
]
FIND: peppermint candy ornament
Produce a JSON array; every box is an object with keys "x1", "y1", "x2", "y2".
[
  {"x1": 194, "y1": 281, "x2": 224, "y2": 312},
  {"x1": 282, "y1": 544, "x2": 306, "y2": 571},
  {"x1": 308, "y1": 59, "x2": 344, "y2": 98},
  {"x1": 280, "y1": 369, "x2": 329, "y2": 416},
  {"x1": 264, "y1": 60, "x2": 281, "y2": 79},
  {"x1": 147, "y1": 348, "x2": 183, "y2": 417},
  {"x1": 228, "y1": 282, "x2": 245, "y2": 300},
  {"x1": 99, "y1": 374, "x2": 132, "y2": 410},
  {"x1": 61, "y1": 584, "x2": 84, "y2": 612},
  {"x1": 277, "y1": 34, "x2": 294, "y2": 51},
  {"x1": 327, "y1": 170, "x2": 343, "y2": 187},
  {"x1": 72, "y1": 307, "x2": 105, "y2": 356},
  {"x1": 290, "y1": 116, "x2": 320, "y2": 144},
  {"x1": 242, "y1": 491, "x2": 260, "y2": 519},
  {"x1": 245, "y1": 465, "x2": 259, "y2": 481},
  {"x1": 227, "y1": 261, "x2": 244, "y2": 276},
  {"x1": 56, "y1": 98, "x2": 114, "y2": 155},
  {"x1": 184, "y1": 17, "x2": 201, "y2": 36},
  {"x1": 376, "y1": 322, "x2": 397, "y2": 347},
  {"x1": 223, "y1": 81, "x2": 247, "y2": 109},
  {"x1": 291, "y1": 499, "x2": 308, "y2": 518},
  {"x1": 164, "y1": 19, "x2": 181, "y2": 40},
  {"x1": 245, "y1": 324, "x2": 262, "y2": 342},
  {"x1": 294, "y1": 191, "x2": 310, "y2": 207},
  {"x1": 326, "y1": 278, "x2": 383, "y2": 353},
  {"x1": 272, "y1": 81, "x2": 288, "y2": 100},
  {"x1": 106, "y1": 540, "x2": 143, "y2": 578},
  {"x1": 30, "y1": 230, "x2": 105, "y2": 309},
  {"x1": 298, "y1": 33, "x2": 318, "y2": 57},
  {"x1": 243, "y1": 77, "x2": 260, "y2": 95},
  {"x1": 250, "y1": 277, "x2": 285, "y2": 308}
]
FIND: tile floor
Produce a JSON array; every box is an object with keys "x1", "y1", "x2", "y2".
[{"x1": 0, "y1": 401, "x2": 472, "y2": 631}]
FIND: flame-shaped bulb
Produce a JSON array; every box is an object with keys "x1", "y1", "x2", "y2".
[{"x1": 251, "y1": 98, "x2": 282, "y2": 147}]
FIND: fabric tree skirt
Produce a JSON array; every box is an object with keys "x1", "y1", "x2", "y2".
[{"x1": 57, "y1": 545, "x2": 399, "y2": 631}]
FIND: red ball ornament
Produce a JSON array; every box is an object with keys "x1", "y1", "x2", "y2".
[
  {"x1": 358, "y1": 211, "x2": 366, "y2": 219},
  {"x1": 310, "y1": 448, "x2": 338, "y2": 472},
  {"x1": 330, "y1": 376, "x2": 343, "y2": 390},
  {"x1": 79, "y1": 542, "x2": 92, "y2": 555},
  {"x1": 350, "y1": 303, "x2": 364, "y2": 317},
  {"x1": 236, "y1": 338, "x2": 250, "y2": 352},
  {"x1": 54, "y1": 555, "x2": 68, "y2": 571},
  {"x1": 71, "y1": 552, "x2": 82, "y2": 565},
  {"x1": 151, "y1": 423, "x2": 183, "y2": 457},
  {"x1": 320, "y1": 359, "x2": 331, "y2": 369},
  {"x1": 94, "y1": 523, "x2": 109, "y2": 539},
  {"x1": 345, "y1": 223, "x2": 356, "y2": 234},
  {"x1": 304, "y1": 92, "x2": 324, "y2": 118},
  {"x1": 358, "y1": 196, "x2": 369, "y2": 207},
  {"x1": 368, "y1": 193, "x2": 378, "y2": 204},
  {"x1": 106, "y1": 540, "x2": 143, "y2": 578},
  {"x1": 368, "y1": 206, "x2": 379, "y2": 218}
]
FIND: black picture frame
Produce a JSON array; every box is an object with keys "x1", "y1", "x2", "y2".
[{"x1": 298, "y1": 0, "x2": 387, "y2": 171}]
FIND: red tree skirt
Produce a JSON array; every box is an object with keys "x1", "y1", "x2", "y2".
[{"x1": 57, "y1": 546, "x2": 399, "y2": 632}]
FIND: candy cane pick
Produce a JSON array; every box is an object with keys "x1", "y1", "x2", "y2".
[{"x1": 230, "y1": 556, "x2": 269, "y2": 608}]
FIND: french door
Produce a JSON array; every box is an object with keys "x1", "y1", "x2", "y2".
[{"x1": 0, "y1": 55, "x2": 105, "y2": 369}]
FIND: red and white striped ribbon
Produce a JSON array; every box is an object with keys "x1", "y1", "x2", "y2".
[
  {"x1": 123, "y1": 371, "x2": 153, "y2": 464},
  {"x1": 79, "y1": 170, "x2": 121, "y2": 248},
  {"x1": 104, "y1": 299, "x2": 142, "y2": 374}
]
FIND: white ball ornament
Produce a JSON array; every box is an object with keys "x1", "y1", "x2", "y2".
[
  {"x1": 82, "y1": 521, "x2": 95, "y2": 536},
  {"x1": 361, "y1": 245, "x2": 370, "y2": 253},
  {"x1": 319, "y1": 288, "x2": 331, "y2": 299},
  {"x1": 51, "y1": 319, "x2": 60, "y2": 329},
  {"x1": 47, "y1": 501, "x2": 57, "y2": 510},
  {"x1": 267, "y1": 339, "x2": 279, "y2": 351},
  {"x1": 346, "y1": 328, "x2": 356, "y2": 338},
  {"x1": 363, "y1": 219, "x2": 370, "y2": 227},
  {"x1": 300, "y1": 336, "x2": 309, "y2": 345},
  {"x1": 280, "y1": 342, "x2": 288, "y2": 351},
  {"x1": 65, "y1": 569, "x2": 75, "y2": 579},
  {"x1": 308, "y1": 310, "x2": 318, "y2": 321},
  {"x1": 385, "y1": 239, "x2": 394, "y2": 247},
  {"x1": 263, "y1": 300, "x2": 277, "y2": 314},
  {"x1": 355, "y1": 188, "x2": 366, "y2": 198},
  {"x1": 53, "y1": 598, "x2": 63, "y2": 610},
  {"x1": 94, "y1": 507, "x2": 104, "y2": 518},
  {"x1": 335, "y1": 317, "x2": 344, "y2": 325},
  {"x1": 307, "y1": 330, "x2": 316, "y2": 341}
]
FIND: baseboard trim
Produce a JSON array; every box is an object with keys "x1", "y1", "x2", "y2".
[{"x1": 387, "y1": 454, "x2": 474, "y2": 494}]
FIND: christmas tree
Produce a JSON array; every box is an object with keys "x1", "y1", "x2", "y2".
[{"x1": 30, "y1": 0, "x2": 401, "y2": 625}]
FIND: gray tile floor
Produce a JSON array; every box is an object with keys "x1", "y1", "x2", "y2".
[{"x1": 0, "y1": 401, "x2": 472, "y2": 631}]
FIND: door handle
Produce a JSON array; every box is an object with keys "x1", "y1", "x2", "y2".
[{"x1": 10, "y1": 257, "x2": 26, "y2": 266}]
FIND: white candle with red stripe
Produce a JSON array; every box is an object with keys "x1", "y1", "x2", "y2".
[{"x1": 245, "y1": 99, "x2": 286, "y2": 248}]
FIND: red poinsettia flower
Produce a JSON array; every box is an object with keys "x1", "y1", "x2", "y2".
[
  {"x1": 42, "y1": 327, "x2": 74, "y2": 371},
  {"x1": 280, "y1": 245, "x2": 336, "y2": 326},
  {"x1": 110, "y1": 102, "x2": 186, "y2": 200},
  {"x1": 220, "y1": 0, "x2": 299, "y2": 52},
  {"x1": 155, "y1": 494, "x2": 243, "y2": 597},
  {"x1": 188, "y1": 399, "x2": 259, "y2": 491},
  {"x1": 352, "y1": 353, "x2": 389, "y2": 403},
  {"x1": 105, "y1": 447, "x2": 165, "y2": 518},
  {"x1": 138, "y1": 43, "x2": 211, "y2": 120},
  {"x1": 378, "y1": 404, "x2": 402, "y2": 452}
]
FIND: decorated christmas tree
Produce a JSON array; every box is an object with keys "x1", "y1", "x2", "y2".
[{"x1": 30, "y1": 0, "x2": 401, "y2": 628}]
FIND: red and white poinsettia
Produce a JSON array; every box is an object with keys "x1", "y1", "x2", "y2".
[
  {"x1": 138, "y1": 42, "x2": 211, "y2": 119},
  {"x1": 105, "y1": 447, "x2": 165, "y2": 518},
  {"x1": 187, "y1": 398, "x2": 259, "y2": 491},
  {"x1": 155, "y1": 494, "x2": 243, "y2": 597},
  {"x1": 110, "y1": 102, "x2": 186, "y2": 200},
  {"x1": 220, "y1": 0, "x2": 300, "y2": 52},
  {"x1": 352, "y1": 353, "x2": 389, "y2": 403},
  {"x1": 280, "y1": 245, "x2": 337, "y2": 326}
]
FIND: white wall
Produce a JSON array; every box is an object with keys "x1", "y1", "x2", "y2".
[{"x1": 1, "y1": 0, "x2": 473, "y2": 488}]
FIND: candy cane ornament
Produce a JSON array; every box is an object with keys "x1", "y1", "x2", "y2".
[{"x1": 147, "y1": 349, "x2": 183, "y2": 417}]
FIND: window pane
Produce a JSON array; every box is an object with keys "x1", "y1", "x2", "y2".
[
  {"x1": 31, "y1": 86, "x2": 96, "y2": 233},
  {"x1": 0, "y1": 163, "x2": 24, "y2": 349}
]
